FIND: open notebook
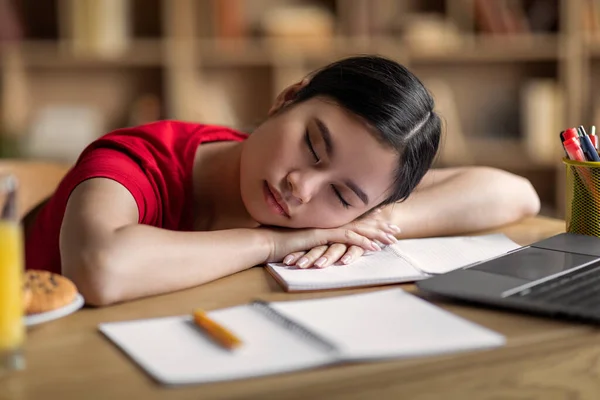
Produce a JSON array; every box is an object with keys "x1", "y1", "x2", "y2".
[
  {"x1": 99, "y1": 289, "x2": 505, "y2": 386},
  {"x1": 267, "y1": 234, "x2": 521, "y2": 291}
]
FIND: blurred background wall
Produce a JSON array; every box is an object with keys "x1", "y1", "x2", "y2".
[{"x1": 0, "y1": 0, "x2": 595, "y2": 218}]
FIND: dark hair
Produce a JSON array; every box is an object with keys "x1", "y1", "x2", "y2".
[{"x1": 289, "y1": 55, "x2": 441, "y2": 207}]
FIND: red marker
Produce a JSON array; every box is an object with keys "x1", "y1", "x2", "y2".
[
  {"x1": 563, "y1": 127, "x2": 580, "y2": 143},
  {"x1": 563, "y1": 137, "x2": 586, "y2": 161}
]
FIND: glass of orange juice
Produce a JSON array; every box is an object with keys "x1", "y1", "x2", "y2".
[{"x1": 0, "y1": 174, "x2": 25, "y2": 373}]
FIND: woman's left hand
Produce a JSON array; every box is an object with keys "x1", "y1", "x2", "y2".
[{"x1": 280, "y1": 210, "x2": 401, "y2": 269}]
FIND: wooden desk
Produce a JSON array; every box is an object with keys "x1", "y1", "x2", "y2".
[{"x1": 4, "y1": 216, "x2": 600, "y2": 399}]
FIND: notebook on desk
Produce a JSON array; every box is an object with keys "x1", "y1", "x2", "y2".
[
  {"x1": 99, "y1": 289, "x2": 505, "y2": 386},
  {"x1": 266, "y1": 234, "x2": 521, "y2": 292}
]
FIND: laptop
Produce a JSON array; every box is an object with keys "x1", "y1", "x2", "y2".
[{"x1": 416, "y1": 233, "x2": 600, "y2": 323}]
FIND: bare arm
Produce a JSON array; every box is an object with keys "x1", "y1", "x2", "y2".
[
  {"x1": 59, "y1": 178, "x2": 273, "y2": 306},
  {"x1": 379, "y1": 166, "x2": 541, "y2": 238},
  {"x1": 60, "y1": 179, "x2": 391, "y2": 306}
]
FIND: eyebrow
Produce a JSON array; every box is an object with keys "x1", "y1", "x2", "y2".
[
  {"x1": 315, "y1": 118, "x2": 334, "y2": 157},
  {"x1": 345, "y1": 180, "x2": 369, "y2": 205}
]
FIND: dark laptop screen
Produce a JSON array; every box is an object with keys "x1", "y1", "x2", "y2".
[{"x1": 470, "y1": 247, "x2": 599, "y2": 282}]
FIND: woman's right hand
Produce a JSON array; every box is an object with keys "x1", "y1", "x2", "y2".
[{"x1": 259, "y1": 219, "x2": 398, "y2": 264}]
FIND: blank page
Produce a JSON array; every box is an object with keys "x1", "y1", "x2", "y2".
[
  {"x1": 269, "y1": 289, "x2": 505, "y2": 361},
  {"x1": 99, "y1": 305, "x2": 333, "y2": 385},
  {"x1": 267, "y1": 247, "x2": 426, "y2": 291},
  {"x1": 390, "y1": 234, "x2": 521, "y2": 274}
]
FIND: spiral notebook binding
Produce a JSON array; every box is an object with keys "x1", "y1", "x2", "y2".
[{"x1": 251, "y1": 300, "x2": 339, "y2": 354}]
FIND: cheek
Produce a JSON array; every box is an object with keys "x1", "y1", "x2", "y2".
[
  {"x1": 294, "y1": 203, "x2": 361, "y2": 228},
  {"x1": 253, "y1": 133, "x2": 295, "y2": 168}
]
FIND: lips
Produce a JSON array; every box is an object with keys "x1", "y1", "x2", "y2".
[{"x1": 264, "y1": 181, "x2": 291, "y2": 218}]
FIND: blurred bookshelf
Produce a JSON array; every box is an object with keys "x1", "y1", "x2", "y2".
[{"x1": 1, "y1": 0, "x2": 599, "y2": 218}]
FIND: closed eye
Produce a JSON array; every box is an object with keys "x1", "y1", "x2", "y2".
[
  {"x1": 332, "y1": 185, "x2": 350, "y2": 208},
  {"x1": 304, "y1": 130, "x2": 320, "y2": 163}
]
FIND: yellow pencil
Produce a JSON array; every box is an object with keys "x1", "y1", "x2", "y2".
[{"x1": 192, "y1": 309, "x2": 243, "y2": 350}]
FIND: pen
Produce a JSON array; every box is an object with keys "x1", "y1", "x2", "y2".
[
  {"x1": 193, "y1": 309, "x2": 243, "y2": 350},
  {"x1": 577, "y1": 126, "x2": 600, "y2": 161},
  {"x1": 590, "y1": 125, "x2": 598, "y2": 151}
]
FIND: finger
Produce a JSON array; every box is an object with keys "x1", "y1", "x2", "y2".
[
  {"x1": 315, "y1": 243, "x2": 349, "y2": 268},
  {"x1": 339, "y1": 245, "x2": 365, "y2": 265},
  {"x1": 296, "y1": 245, "x2": 328, "y2": 269},
  {"x1": 332, "y1": 229, "x2": 382, "y2": 252},
  {"x1": 366, "y1": 218, "x2": 402, "y2": 236},
  {"x1": 385, "y1": 222, "x2": 401, "y2": 235},
  {"x1": 282, "y1": 251, "x2": 306, "y2": 266},
  {"x1": 360, "y1": 208, "x2": 382, "y2": 221},
  {"x1": 347, "y1": 222, "x2": 400, "y2": 246}
]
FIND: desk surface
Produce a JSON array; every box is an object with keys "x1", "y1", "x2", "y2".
[{"x1": 4, "y1": 216, "x2": 600, "y2": 400}]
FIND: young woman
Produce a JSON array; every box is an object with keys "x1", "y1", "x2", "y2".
[{"x1": 25, "y1": 55, "x2": 540, "y2": 306}]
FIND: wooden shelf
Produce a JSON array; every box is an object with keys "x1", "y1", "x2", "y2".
[
  {"x1": 19, "y1": 39, "x2": 164, "y2": 68},
  {"x1": 194, "y1": 36, "x2": 399, "y2": 67},
  {"x1": 195, "y1": 38, "x2": 274, "y2": 66},
  {"x1": 193, "y1": 34, "x2": 561, "y2": 66},
  {"x1": 407, "y1": 34, "x2": 561, "y2": 63},
  {"x1": 14, "y1": 33, "x2": 561, "y2": 69}
]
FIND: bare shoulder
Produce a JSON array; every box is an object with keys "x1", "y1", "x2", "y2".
[
  {"x1": 59, "y1": 178, "x2": 141, "y2": 300},
  {"x1": 62, "y1": 178, "x2": 139, "y2": 234},
  {"x1": 417, "y1": 167, "x2": 464, "y2": 190},
  {"x1": 418, "y1": 166, "x2": 532, "y2": 191}
]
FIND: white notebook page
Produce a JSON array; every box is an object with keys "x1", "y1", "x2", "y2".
[
  {"x1": 390, "y1": 234, "x2": 521, "y2": 274},
  {"x1": 99, "y1": 305, "x2": 332, "y2": 385},
  {"x1": 268, "y1": 247, "x2": 426, "y2": 290},
  {"x1": 270, "y1": 289, "x2": 505, "y2": 361},
  {"x1": 267, "y1": 234, "x2": 520, "y2": 291}
]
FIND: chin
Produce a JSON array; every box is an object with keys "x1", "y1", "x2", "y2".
[
  {"x1": 261, "y1": 221, "x2": 296, "y2": 228},
  {"x1": 246, "y1": 209, "x2": 299, "y2": 228},
  {"x1": 251, "y1": 207, "x2": 294, "y2": 227},
  {"x1": 270, "y1": 218, "x2": 337, "y2": 229},
  {"x1": 242, "y1": 199, "x2": 281, "y2": 227}
]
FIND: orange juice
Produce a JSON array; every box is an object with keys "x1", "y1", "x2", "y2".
[{"x1": 0, "y1": 221, "x2": 24, "y2": 353}]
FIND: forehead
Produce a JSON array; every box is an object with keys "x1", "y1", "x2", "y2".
[{"x1": 305, "y1": 98, "x2": 399, "y2": 205}]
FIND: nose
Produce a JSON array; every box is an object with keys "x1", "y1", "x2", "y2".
[{"x1": 286, "y1": 169, "x2": 323, "y2": 204}]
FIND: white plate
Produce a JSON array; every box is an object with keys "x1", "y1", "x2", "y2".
[{"x1": 24, "y1": 293, "x2": 85, "y2": 327}]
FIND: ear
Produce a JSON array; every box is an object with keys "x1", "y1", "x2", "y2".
[{"x1": 268, "y1": 77, "x2": 310, "y2": 116}]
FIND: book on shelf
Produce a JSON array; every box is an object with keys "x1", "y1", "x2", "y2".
[
  {"x1": 473, "y1": 0, "x2": 558, "y2": 35},
  {"x1": 521, "y1": 79, "x2": 564, "y2": 164},
  {"x1": 425, "y1": 78, "x2": 473, "y2": 166},
  {"x1": 59, "y1": 0, "x2": 131, "y2": 58},
  {"x1": 212, "y1": 0, "x2": 247, "y2": 39}
]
